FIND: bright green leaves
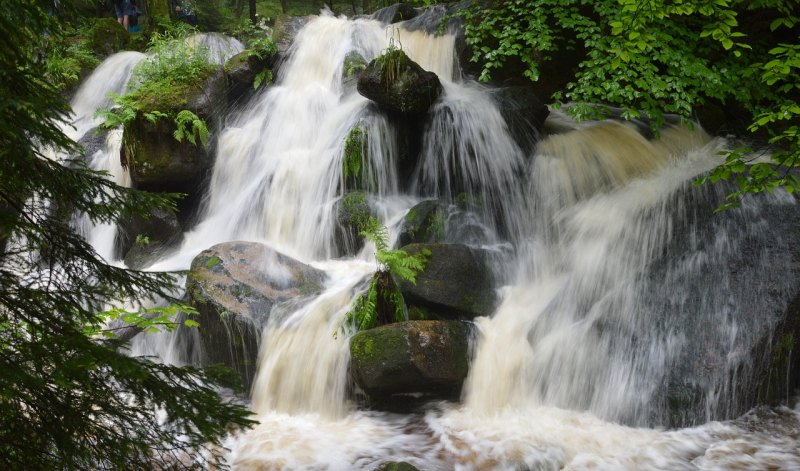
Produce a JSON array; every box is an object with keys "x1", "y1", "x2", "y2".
[
  {"x1": 173, "y1": 110, "x2": 209, "y2": 147},
  {"x1": 340, "y1": 216, "x2": 430, "y2": 334},
  {"x1": 97, "y1": 25, "x2": 214, "y2": 148},
  {"x1": 84, "y1": 304, "x2": 200, "y2": 338}
]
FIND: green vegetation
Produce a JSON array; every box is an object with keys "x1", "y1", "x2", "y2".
[
  {"x1": 232, "y1": 17, "x2": 278, "y2": 89},
  {"x1": 0, "y1": 0, "x2": 253, "y2": 468},
  {"x1": 42, "y1": 24, "x2": 101, "y2": 93},
  {"x1": 458, "y1": 1, "x2": 800, "y2": 207},
  {"x1": 343, "y1": 125, "x2": 366, "y2": 182},
  {"x1": 374, "y1": 37, "x2": 408, "y2": 87},
  {"x1": 97, "y1": 22, "x2": 216, "y2": 146},
  {"x1": 342, "y1": 217, "x2": 430, "y2": 332}
]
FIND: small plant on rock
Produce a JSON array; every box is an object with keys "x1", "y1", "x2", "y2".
[
  {"x1": 342, "y1": 216, "x2": 430, "y2": 332},
  {"x1": 374, "y1": 36, "x2": 407, "y2": 88}
]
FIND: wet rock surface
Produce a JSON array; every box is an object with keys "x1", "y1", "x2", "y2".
[
  {"x1": 186, "y1": 241, "x2": 326, "y2": 387},
  {"x1": 349, "y1": 320, "x2": 473, "y2": 406},
  {"x1": 397, "y1": 243, "x2": 498, "y2": 320}
]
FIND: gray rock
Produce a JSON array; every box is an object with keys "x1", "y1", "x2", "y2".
[
  {"x1": 372, "y1": 3, "x2": 419, "y2": 24},
  {"x1": 186, "y1": 241, "x2": 326, "y2": 388},
  {"x1": 397, "y1": 243, "x2": 498, "y2": 320}
]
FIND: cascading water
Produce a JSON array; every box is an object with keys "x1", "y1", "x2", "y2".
[{"x1": 66, "y1": 9, "x2": 800, "y2": 470}]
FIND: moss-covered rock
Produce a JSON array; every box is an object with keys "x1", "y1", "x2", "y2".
[
  {"x1": 342, "y1": 51, "x2": 368, "y2": 89},
  {"x1": 349, "y1": 320, "x2": 473, "y2": 406},
  {"x1": 396, "y1": 243, "x2": 498, "y2": 320},
  {"x1": 333, "y1": 192, "x2": 375, "y2": 257},
  {"x1": 357, "y1": 50, "x2": 442, "y2": 115},
  {"x1": 121, "y1": 67, "x2": 226, "y2": 193},
  {"x1": 224, "y1": 50, "x2": 271, "y2": 105},
  {"x1": 186, "y1": 241, "x2": 326, "y2": 388},
  {"x1": 88, "y1": 18, "x2": 129, "y2": 57},
  {"x1": 398, "y1": 200, "x2": 447, "y2": 246}
]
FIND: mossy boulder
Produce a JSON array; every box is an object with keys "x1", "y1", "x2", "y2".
[
  {"x1": 349, "y1": 320, "x2": 473, "y2": 406},
  {"x1": 357, "y1": 50, "x2": 443, "y2": 115},
  {"x1": 398, "y1": 200, "x2": 447, "y2": 246},
  {"x1": 186, "y1": 241, "x2": 326, "y2": 387},
  {"x1": 396, "y1": 243, "x2": 498, "y2": 320},
  {"x1": 88, "y1": 18, "x2": 129, "y2": 57},
  {"x1": 121, "y1": 67, "x2": 226, "y2": 193},
  {"x1": 224, "y1": 50, "x2": 271, "y2": 104},
  {"x1": 342, "y1": 52, "x2": 368, "y2": 89},
  {"x1": 399, "y1": 200, "x2": 495, "y2": 247},
  {"x1": 333, "y1": 192, "x2": 375, "y2": 257}
]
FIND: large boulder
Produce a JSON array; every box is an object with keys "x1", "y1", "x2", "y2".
[
  {"x1": 396, "y1": 243, "x2": 498, "y2": 320},
  {"x1": 357, "y1": 50, "x2": 443, "y2": 115},
  {"x1": 121, "y1": 68, "x2": 226, "y2": 193},
  {"x1": 398, "y1": 200, "x2": 494, "y2": 247},
  {"x1": 186, "y1": 241, "x2": 326, "y2": 387},
  {"x1": 349, "y1": 320, "x2": 473, "y2": 406}
]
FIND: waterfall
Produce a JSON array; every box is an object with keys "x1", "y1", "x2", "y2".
[{"x1": 65, "y1": 10, "x2": 800, "y2": 470}]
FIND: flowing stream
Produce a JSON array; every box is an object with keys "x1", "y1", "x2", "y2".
[{"x1": 71, "y1": 12, "x2": 800, "y2": 470}]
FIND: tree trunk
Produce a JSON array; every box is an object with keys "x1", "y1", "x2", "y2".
[
  {"x1": 248, "y1": 0, "x2": 256, "y2": 24},
  {"x1": 362, "y1": 0, "x2": 371, "y2": 14},
  {"x1": 280, "y1": 0, "x2": 288, "y2": 14}
]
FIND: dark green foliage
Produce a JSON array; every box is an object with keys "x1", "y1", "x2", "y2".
[
  {"x1": 97, "y1": 23, "x2": 216, "y2": 146},
  {"x1": 460, "y1": 0, "x2": 800, "y2": 205},
  {"x1": 343, "y1": 125, "x2": 366, "y2": 182},
  {"x1": 0, "y1": 1, "x2": 254, "y2": 468}
]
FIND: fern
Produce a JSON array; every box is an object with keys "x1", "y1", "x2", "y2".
[
  {"x1": 340, "y1": 216, "x2": 430, "y2": 334},
  {"x1": 253, "y1": 69, "x2": 273, "y2": 90},
  {"x1": 173, "y1": 110, "x2": 209, "y2": 147}
]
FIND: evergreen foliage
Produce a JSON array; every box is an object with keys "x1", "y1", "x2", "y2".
[{"x1": 0, "y1": 1, "x2": 254, "y2": 468}]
